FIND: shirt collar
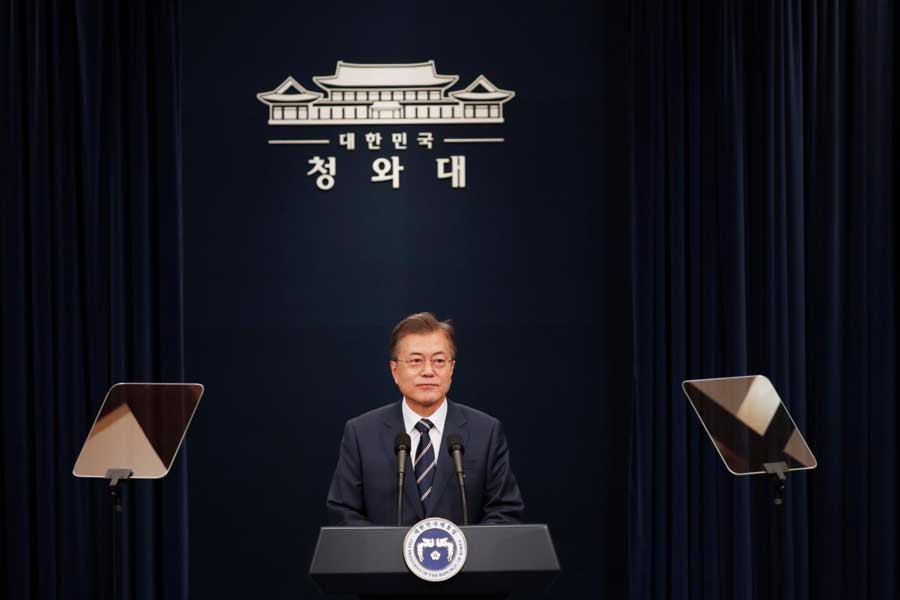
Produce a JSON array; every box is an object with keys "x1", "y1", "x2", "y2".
[{"x1": 402, "y1": 397, "x2": 448, "y2": 435}]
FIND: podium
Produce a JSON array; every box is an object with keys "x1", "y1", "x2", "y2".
[{"x1": 309, "y1": 524, "x2": 560, "y2": 599}]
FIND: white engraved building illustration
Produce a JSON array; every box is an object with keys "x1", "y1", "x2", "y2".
[{"x1": 257, "y1": 60, "x2": 515, "y2": 125}]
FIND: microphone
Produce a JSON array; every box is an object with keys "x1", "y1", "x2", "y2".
[
  {"x1": 446, "y1": 434, "x2": 469, "y2": 525},
  {"x1": 395, "y1": 432, "x2": 411, "y2": 475},
  {"x1": 394, "y1": 433, "x2": 411, "y2": 526}
]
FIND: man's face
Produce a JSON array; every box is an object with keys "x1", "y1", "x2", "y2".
[{"x1": 390, "y1": 331, "x2": 456, "y2": 414}]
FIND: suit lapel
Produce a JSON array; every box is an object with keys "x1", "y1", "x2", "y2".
[
  {"x1": 383, "y1": 402, "x2": 424, "y2": 521},
  {"x1": 426, "y1": 400, "x2": 468, "y2": 516}
]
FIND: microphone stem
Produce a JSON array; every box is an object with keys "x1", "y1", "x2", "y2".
[
  {"x1": 397, "y1": 470, "x2": 404, "y2": 526},
  {"x1": 456, "y1": 472, "x2": 469, "y2": 525}
]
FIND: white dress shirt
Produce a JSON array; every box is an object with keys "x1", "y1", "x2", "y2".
[{"x1": 402, "y1": 396, "x2": 448, "y2": 461}]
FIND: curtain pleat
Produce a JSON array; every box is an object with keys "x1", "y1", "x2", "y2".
[
  {"x1": 627, "y1": 1, "x2": 897, "y2": 599},
  {"x1": 1, "y1": 1, "x2": 186, "y2": 599}
]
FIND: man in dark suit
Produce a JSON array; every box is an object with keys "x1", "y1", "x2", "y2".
[{"x1": 326, "y1": 313, "x2": 525, "y2": 526}]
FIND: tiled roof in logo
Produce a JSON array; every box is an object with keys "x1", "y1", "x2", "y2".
[
  {"x1": 449, "y1": 75, "x2": 515, "y2": 103},
  {"x1": 257, "y1": 77, "x2": 322, "y2": 104},
  {"x1": 313, "y1": 61, "x2": 458, "y2": 89}
]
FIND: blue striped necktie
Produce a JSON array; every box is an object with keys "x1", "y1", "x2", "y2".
[{"x1": 414, "y1": 419, "x2": 437, "y2": 511}]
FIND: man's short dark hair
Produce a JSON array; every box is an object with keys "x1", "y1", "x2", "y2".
[{"x1": 389, "y1": 312, "x2": 456, "y2": 359}]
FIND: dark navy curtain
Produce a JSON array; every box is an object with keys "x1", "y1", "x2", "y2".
[
  {"x1": 1, "y1": 1, "x2": 186, "y2": 600},
  {"x1": 627, "y1": 1, "x2": 897, "y2": 600}
]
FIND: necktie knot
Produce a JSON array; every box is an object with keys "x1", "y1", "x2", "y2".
[{"x1": 414, "y1": 419, "x2": 434, "y2": 434}]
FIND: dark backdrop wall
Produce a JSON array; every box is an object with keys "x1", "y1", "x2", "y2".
[
  {"x1": 182, "y1": 1, "x2": 629, "y2": 599},
  {"x1": 182, "y1": 1, "x2": 900, "y2": 600}
]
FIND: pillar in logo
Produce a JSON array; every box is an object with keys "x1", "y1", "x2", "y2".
[
  {"x1": 402, "y1": 517, "x2": 468, "y2": 582},
  {"x1": 257, "y1": 60, "x2": 515, "y2": 125}
]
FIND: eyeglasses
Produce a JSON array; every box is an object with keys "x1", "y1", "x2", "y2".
[{"x1": 393, "y1": 357, "x2": 454, "y2": 372}]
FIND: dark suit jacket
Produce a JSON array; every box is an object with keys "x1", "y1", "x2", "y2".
[{"x1": 326, "y1": 400, "x2": 525, "y2": 526}]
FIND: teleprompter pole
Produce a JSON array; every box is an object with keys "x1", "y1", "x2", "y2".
[
  {"x1": 107, "y1": 469, "x2": 133, "y2": 600},
  {"x1": 764, "y1": 461, "x2": 788, "y2": 600}
]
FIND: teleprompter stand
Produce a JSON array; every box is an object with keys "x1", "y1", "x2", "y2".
[
  {"x1": 309, "y1": 524, "x2": 560, "y2": 599},
  {"x1": 73, "y1": 383, "x2": 204, "y2": 600},
  {"x1": 683, "y1": 376, "x2": 816, "y2": 600},
  {"x1": 106, "y1": 468, "x2": 133, "y2": 600},
  {"x1": 763, "y1": 461, "x2": 788, "y2": 600}
]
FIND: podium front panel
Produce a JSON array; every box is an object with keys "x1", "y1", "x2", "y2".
[{"x1": 309, "y1": 524, "x2": 560, "y2": 597}]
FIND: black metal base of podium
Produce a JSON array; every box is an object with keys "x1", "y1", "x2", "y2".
[{"x1": 309, "y1": 525, "x2": 560, "y2": 599}]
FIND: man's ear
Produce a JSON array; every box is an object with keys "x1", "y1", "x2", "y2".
[{"x1": 389, "y1": 360, "x2": 399, "y2": 383}]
